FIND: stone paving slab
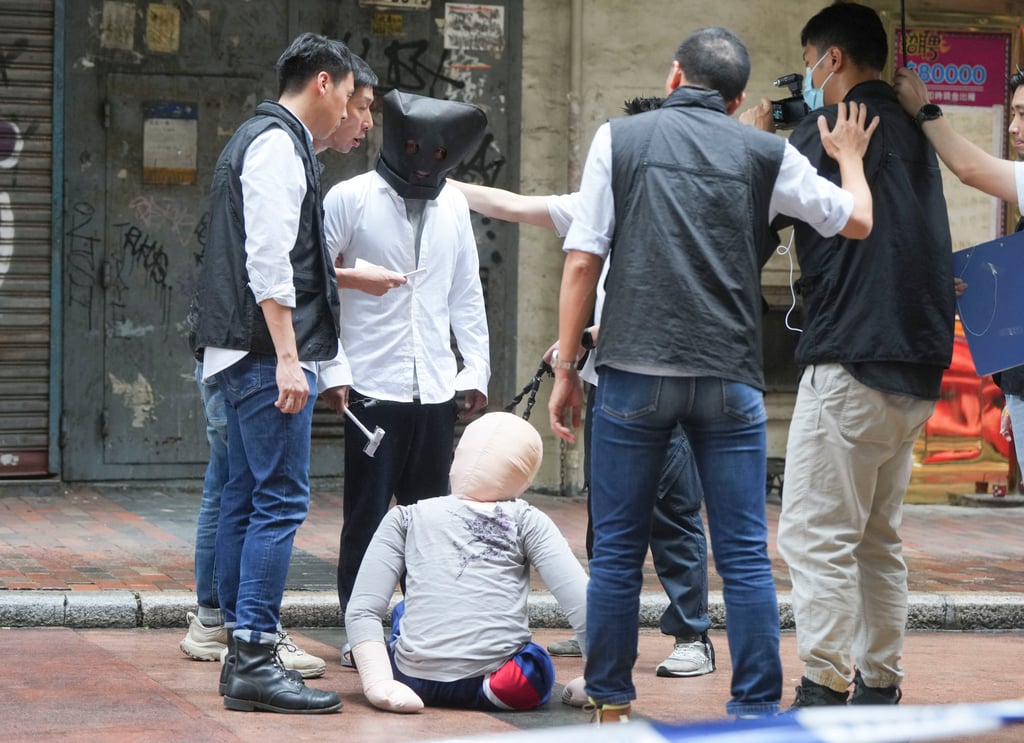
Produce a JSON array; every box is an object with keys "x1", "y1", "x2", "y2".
[
  {"x1": 2, "y1": 626, "x2": 1021, "y2": 743},
  {"x1": 3, "y1": 483, "x2": 1024, "y2": 628}
]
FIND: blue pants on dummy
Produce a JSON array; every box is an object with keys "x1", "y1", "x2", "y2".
[{"x1": 387, "y1": 600, "x2": 554, "y2": 710}]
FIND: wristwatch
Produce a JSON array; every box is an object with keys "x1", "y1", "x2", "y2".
[
  {"x1": 550, "y1": 349, "x2": 577, "y2": 371},
  {"x1": 915, "y1": 103, "x2": 943, "y2": 128}
]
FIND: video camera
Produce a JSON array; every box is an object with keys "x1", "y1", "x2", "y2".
[{"x1": 770, "y1": 73, "x2": 809, "y2": 129}]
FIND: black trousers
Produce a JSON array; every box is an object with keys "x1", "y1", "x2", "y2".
[{"x1": 337, "y1": 392, "x2": 458, "y2": 611}]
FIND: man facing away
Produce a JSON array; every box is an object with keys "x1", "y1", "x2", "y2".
[
  {"x1": 754, "y1": 2, "x2": 954, "y2": 708},
  {"x1": 549, "y1": 26, "x2": 877, "y2": 720},
  {"x1": 450, "y1": 98, "x2": 717, "y2": 682},
  {"x1": 192, "y1": 32, "x2": 353, "y2": 714}
]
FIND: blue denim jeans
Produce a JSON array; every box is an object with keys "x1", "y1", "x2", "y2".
[
  {"x1": 652, "y1": 430, "x2": 710, "y2": 640},
  {"x1": 387, "y1": 601, "x2": 555, "y2": 710},
  {"x1": 585, "y1": 386, "x2": 710, "y2": 639},
  {"x1": 214, "y1": 354, "x2": 317, "y2": 645},
  {"x1": 194, "y1": 362, "x2": 228, "y2": 625},
  {"x1": 585, "y1": 369, "x2": 780, "y2": 716}
]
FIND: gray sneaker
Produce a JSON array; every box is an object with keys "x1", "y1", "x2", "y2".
[
  {"x1": 655, "y1": 636, "x2": 716, "y2": 677},
  {"x1": 546, "y1": 637, "x2": 582, "y2": 657}
]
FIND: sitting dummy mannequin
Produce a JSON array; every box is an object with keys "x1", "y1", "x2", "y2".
[{"x1": 344, "y1": 412, "x2": 587, "y2": 713}]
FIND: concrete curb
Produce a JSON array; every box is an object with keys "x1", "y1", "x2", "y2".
[{"x1": 3, "y1": 590, "x2": 1024, "y2": 631}]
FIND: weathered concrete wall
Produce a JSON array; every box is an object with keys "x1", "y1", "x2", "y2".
[{"x1": 517, "y1": 0, "x2": 901, "y2": 490}]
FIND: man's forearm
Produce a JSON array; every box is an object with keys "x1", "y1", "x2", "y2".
[
  {"x1": 260, "y1": 299, "x2": 299, "y2": 362},
  {"x1": 920, "y1": 117, "x2": 1017, "y2": 204},
  {"x1": 557, "y1": 251, "x2": 602, "y2": 362}
]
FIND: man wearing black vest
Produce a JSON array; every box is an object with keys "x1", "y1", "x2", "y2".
[
  {"x1": 769, "y1": 3, "x2": 954, "y2": 709},
  {"x1": 192, "y1": 33, "x2": 354, "y2": 714},
  {"x1": 548, "y1": 26, "x2": 877, "y2": 721}
]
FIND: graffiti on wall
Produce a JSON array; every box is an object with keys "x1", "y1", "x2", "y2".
[
  {"x1": 0, "y1": 119, "x2": 24, "y2": 292},
  {"x1": 110, "y1": 220, "x2": 174, "y2": 331},
  {"x1": 339, "y1": 29, "x2": 506, "y2": 188},
  {"x1": 66, "y1": 201, "x2": 100, "y2": 327}
]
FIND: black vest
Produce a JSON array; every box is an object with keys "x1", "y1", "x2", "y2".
[
  {"x1": 787, "y1": 81, "x2": 954, "y2": 372},
  {"x1": 597, "y1": 86, "x2": 785, "y2": 390},
  {"x1": 192, "y1": 101, "x2": 340, "y2": 361}
]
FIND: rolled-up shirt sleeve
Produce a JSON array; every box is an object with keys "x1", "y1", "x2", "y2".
[
  {"x1": 241, "y1": 128, "x2": 307, "y2": 307},
  {"x1": 769, "y1": 141, "x2": 854, "y2": 238},
  {"x1": 563, "y1": 122, "x2": 614, "y2": 258}
]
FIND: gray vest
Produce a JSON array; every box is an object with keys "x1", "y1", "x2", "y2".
[{"x1": 597, "y1": 86, "x2": 784, "y2": 390}]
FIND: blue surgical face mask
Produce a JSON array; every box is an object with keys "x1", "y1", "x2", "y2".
[{"x1": 802, "y1": 52, "x2": 834, "y2": 110}]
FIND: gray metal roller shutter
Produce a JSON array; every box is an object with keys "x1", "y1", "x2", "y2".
[{"x1": 0, "y1": 0, "x2": 54, "y2": 476}]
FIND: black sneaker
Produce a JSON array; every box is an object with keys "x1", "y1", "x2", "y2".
[
  {"x1": 849, "y1": 669, "x2": 902, "y2": 705},
  {"x1": 791, "y1": 677, "x2": 849, "y2": 708}
]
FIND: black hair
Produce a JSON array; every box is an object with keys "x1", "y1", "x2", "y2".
[
  {"x1": 1011, "y1": 66, "x2": 1024, "y2": 96},
  {"x1": 276, "y1": 32, "x2": 353, "y2": 96},
  {"x1": 352, "y1": 54, "x2": 379, "y2": 91},
  {"x1": 623, "y1": 96, "x2": 664, "y2": 115},
  {"x1": 674, "y1": 27, "x2": 750, "y2": 102},
  {"x1": 800, "y1": 2, "x2": 888, "y2": 73}
]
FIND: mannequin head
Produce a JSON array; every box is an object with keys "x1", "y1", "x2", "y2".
[{"x1": 450, "y1": 413, "x2": 543, "y2": 503}]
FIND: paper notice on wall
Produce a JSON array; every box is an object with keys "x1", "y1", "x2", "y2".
[
  {"x1": 146, "y1": 4, "x2": 181, "y2": 53},
  {"x1": 444, "y1": 4, "x2": 505, "y2": 53},
  {"x1": 143, "y1": 103, "x2": 197, "y2": 185},
  {"x1": 101, "y1": 1, "x2": 136, "y2": 51}
]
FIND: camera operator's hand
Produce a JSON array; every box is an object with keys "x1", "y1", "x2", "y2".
[
  {"x1": 819, "y1": 101, "x2": 878, "y2": 163},
  {"x1": 739, "y1": 98, "x2": 776, "y2": 133},
  {"x1": 893, "y1": 67, "x2": 931, "y2": 118}
]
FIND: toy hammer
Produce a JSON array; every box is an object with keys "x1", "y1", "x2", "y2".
[{"x1": 344, "y1": 406, "x2": 385, "y2": 457}]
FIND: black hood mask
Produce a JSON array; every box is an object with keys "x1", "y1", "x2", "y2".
[{"x1": 375, "y1": 90, "x2": 488, "y2": 200}]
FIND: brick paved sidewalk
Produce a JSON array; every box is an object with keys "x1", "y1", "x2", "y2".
[{"x1": 2, "y1": 480, "x2": 1023, "y2": 594}]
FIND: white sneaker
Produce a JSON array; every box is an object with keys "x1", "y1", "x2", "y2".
[
  {"x1": 655, "y1": 636, "x2": 716, "y2": 677},
  {"x1": 276, "y1": 631, "x2": 327, "y2": 679},
  {"x1": 560, "y1": 675, "x2": 587, "y2": 707},
  {"x1": 179, "y1": 611, "x2": 228, "y2": 661}
]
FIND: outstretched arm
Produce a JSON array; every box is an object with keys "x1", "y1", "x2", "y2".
[
  {"x1": 447, "y1": 179, "x2": 557, "y2": 231},
  {"x1": 894, "y1": 67, "x2": 1017, "y2": 204}
]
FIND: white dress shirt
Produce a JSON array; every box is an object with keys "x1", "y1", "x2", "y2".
[
  {"x1": 563, "y1": 121, "x2": 855, "y2": 260},
  {"x1": 320, "y1": 172, "x2": 490, "y2": 403},
  {"x1": 202, "y1": 121, "x2": 324, "y2": 380}
]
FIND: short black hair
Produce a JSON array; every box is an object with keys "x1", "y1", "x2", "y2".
[
  {"x1": 623, "y1": 96, "x2": 664, "y2": 115},
  {"x1": 1011, "y1": 66, "x2": 1024, "y2": 96},
  {"x1": 276, "y1": 32, "x2": 353, "y2": 96},
  {"x1": 801, "y1": 2, "x2": 888, "y2": 73},
  {"x1": 674, "y1": 27, "x2": 750, "y2": 102},
  {"x1": 352, "y1": 54, "x2": 378, "y2": 91}
]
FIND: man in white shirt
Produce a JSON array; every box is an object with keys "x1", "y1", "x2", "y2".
[
  {"x1": 191, "y1": 33, "x2": 354, "y2": 714},
  {"x1": 321, "y1": 91, "x2": 491, "y2": 628},
  {"x1": 180, "y1": 52, "x2": 382, "y2": 684},
  {"x1": 548, "y1": 27, "x2": 876, "y2": 721}
]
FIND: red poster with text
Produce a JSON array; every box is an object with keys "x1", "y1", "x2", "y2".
[{"x1": 896, "y1": 30, "x2": 1010, "y2": 107}]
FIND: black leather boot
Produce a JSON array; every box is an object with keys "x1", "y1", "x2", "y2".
[
  {"x1": 223, "y1": 639, "x2": 342, "y2": 714},
  {"x1": 219, "y1": 633, "x2": 303, "y2": 696}
]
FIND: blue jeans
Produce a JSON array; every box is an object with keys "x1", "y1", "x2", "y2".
[
  {"x1": 652, "y1": 430, "x2": 710, "y2": 640},
  {"x1": 194, "y1": 362, "x2": 228, "y2": 624},
  {"x1": 214, "y1": 353, "x2": 317, "y2": 645},
  {"x1": 387, "y1": 601, "x2": 555, "y2": 710},
  {"x1": 586, "y1": 385, "x2": 711, "y2": 640},
  {"x1": 585, "y1": 369, "x2": 780, "y2": 716}
]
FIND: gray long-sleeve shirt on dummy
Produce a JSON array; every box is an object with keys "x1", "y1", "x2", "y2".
[{"x1": 344, "y1": 495, "x2": 588, "y2": 682}]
